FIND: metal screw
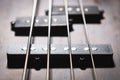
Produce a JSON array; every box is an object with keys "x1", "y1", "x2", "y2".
[
  {"x1": 76, "y1": 8, "x2": 80, "y2": 12},
  {"x1": 21, "y1": 47, "x2": 36, "y2": 51},
  {"x1": 26, "y1": 20, "x2": 30, "y2": 23},
  {"x1": 42, "y1": 47, "x2": 47, "y2": 51},
  {"x1": 51, "y1": 47, "x2": 56, "y2": 51},
  {"x1": 84, "y1": 47, "x2": 89, "y2": 51},
  {"x1": 44, "y1": 19, "x2": 48, "y2": 23},
  {"x1": 34, "y1": 57, "x2": 40, "y2": 60},
  {"x1": 80, "y1": 57, "x2": 85, "y2": 60},
  {"x1": 53, "y1": 18, "x2": 57, "y2": 22},
  {"x1": 64, "y1": 47, "x2": 69, "y2": 50},
  {"x1": 59, "y1": 7, "x2": 64, "y2": 11},
  {"x1": 85, "y1": 8, "x2": 88, "y2": 12},
  {"x1": 68, "y1": 7, "x2": 73, "y2": 11},
  {"x1": 36, "y1": 19, "x2": 39, "y2": 23},
  {"x1": 72, "y1": 47, "x2": 77, "y2": 51},
  {"x1": 92, "y1": 47, "x2": 98, "y2": 51}
]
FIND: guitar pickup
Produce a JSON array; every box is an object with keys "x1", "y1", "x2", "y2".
[
  {"x1": 11, "y1": 15, "x2": 73, "y2": 36},
  {"x1": 7, "y1": 44, "x2": 114, "y2": 69},
  {"x1": 46, "y1": 6, "x2": 104, "y2": 23}
]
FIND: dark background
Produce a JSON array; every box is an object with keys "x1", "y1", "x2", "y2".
[{"x1": 0, "y1": 0, "x2": 120, "y2": 80}]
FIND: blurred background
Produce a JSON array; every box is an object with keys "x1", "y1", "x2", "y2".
[{"x1": 0, "y1": 0, "x2": 120, "y2": 80}]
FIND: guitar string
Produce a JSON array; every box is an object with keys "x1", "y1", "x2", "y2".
[
  {"x1": 64, "y1": 0, "x2": 75, "y2": 80},
  {"x1": 78, "y1": 0, "x2": 97, "y2": 80},
  {"x1": 46, "y1": 0, "x2": 53, "y2": 80},
  {"x1": 22, "y1": 0, "x2": 38, "y2": 80},
  {"x1": 22, "y1": 0, "x2": 97, "y2": 80}
]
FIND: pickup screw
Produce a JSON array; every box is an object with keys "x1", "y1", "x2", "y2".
[
  {"x1": 42, "y1": 47, "x2": 47, "y2": 51},
  {"x1": 21, "y1": 47, "x2": 36, "y2": 51},
  {"x1": 68, "y1": 7, "x2": 72, "y2": 11},
  {"x1": 34, "y1": 57, "x2": 40, "y2": 60},
  {"x1": 53, "y1": 18, "x2": 57, "y2": 22},
  {"x1": 44, "y1": 19, "x2": 48, "y2": 23},
  {"x1": 80, "y1": 57, "x2": 85, "y2": 60},
  {"x1": 76, "y1": 8, "x2": 80, "y2": 12},
  {"x1": 92, "y1": 47, "x2": 98, "y2": 51},
  {"x1": 59, "y1": 7, "x2": 64, "y2": 11},
  {"x1": 84, "y1": 47, "x2": 89, "y2": 51},
  {"x1": 83, "y1": 47, "x2": 98, "y2": 51},
  {"x1": 36, "y1": 19, "x2": 39, "y2": 23},
  {"x1": 72, "y1": 47, "x2": 77, "y2": 51},
  {"x1": 85, "y1": 8, "x2": 88, "y2": 12},
  {"x1": 42, "y1": 47, "x2": 56, "y2": 51},
  {"x1": 64, "y1": 47, "x2": 69, "y2": 50},
  {"x1": 51, "y1": 47, "x2": 56, "y2": 51},
  {"x1": 26, "y1": 20, "x2": 30, "y2": 23}
]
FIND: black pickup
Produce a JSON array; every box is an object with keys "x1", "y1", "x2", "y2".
[
  {"x1": 46, "y1": 6, "x2": 104, "y2": 23},
  {"x1": 7, "y1": 44, "x2": 114, "y2": 69},
  {"x1": 11, "y1": 15, "x2": 73, "y2": 36}
]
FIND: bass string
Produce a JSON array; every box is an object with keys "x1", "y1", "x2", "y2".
[
  {"x1": 78, "y1": 0, "x2": 97, "y2": 80},
  {"x1": 21, "y1": 0, "x2": 97, "y2": 80},
  {"x1": 46, "y1": 0, "x2": 53, "y2": 80},
  {"x1": 64, "y1": 0, "x2": 75, "y2": 80},
  {"x1": 22, "y1": 0, "x2": 38, "y2": 80},
  {"x1": 47, "y1": 0, "x2": 75, "y2": 80}
]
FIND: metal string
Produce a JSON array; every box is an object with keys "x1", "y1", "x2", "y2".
[
  {"x1": 46, "y1": 0, "x2": 53, "y2": 80},
  {"x1": 22, "y1": 0, "x2": 38, "y2": 80},
  {"x1": 64, "y1": 0, "x2": 75, "y2": 80},
  {"x1": 78, "y1": 0, "x2": 97, "y2": 80}
]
